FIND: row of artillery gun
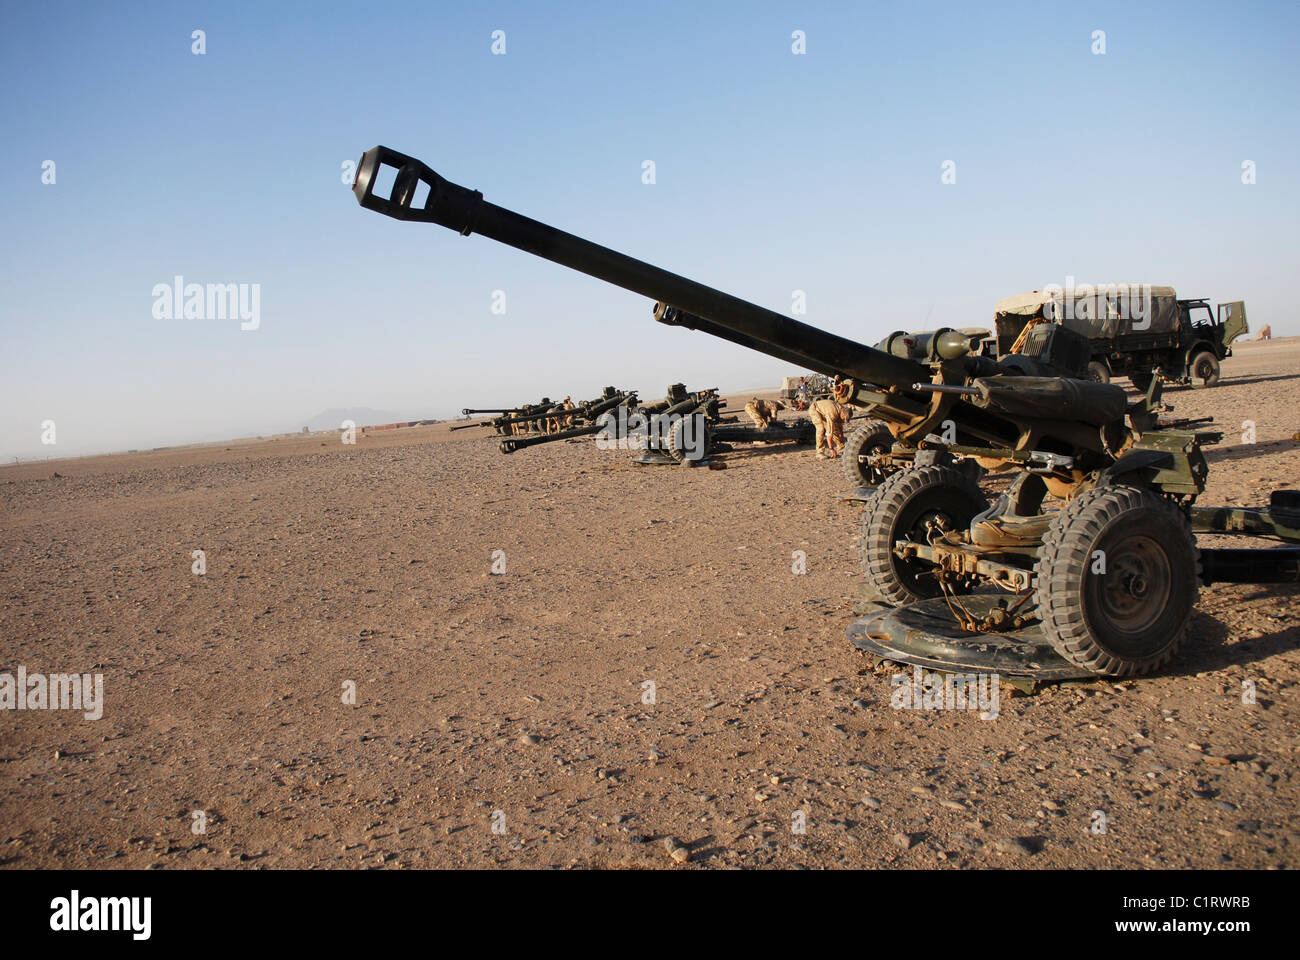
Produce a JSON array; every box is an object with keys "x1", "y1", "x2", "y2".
[
  {"x1": 352, "y1": 145, "x2": 1298, "y2": 684},
  {"x1": 452, "y1": 388, "x2": 630, "y2": 440},
  {"x1": 456, "y1": 383, "x2": 815, "y2": 462}
]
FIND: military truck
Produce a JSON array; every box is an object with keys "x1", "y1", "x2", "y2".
[
  {"x1": 992, "y1": 286, "x2": 1248, "y2": 389},
  {"x1": 780, "y1": 373, "x2": 833, "y2": 400}
]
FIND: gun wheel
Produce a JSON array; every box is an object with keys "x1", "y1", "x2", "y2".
[
  {"x1": 840, "y1": 420, "x2": 896, "y2": 488},
  {"x1": 666, "y1": 417, "x2": 712, "y2": 463},
  {"x1": 1189, "y1": 351, "x2": 1220, "y2": 388},
  {"x1": 858, "y1": 465, "x2": 987, "y2": 605},
  {"x1": 1035, "y1": 485, "x2": 1198, "y2": 677}
]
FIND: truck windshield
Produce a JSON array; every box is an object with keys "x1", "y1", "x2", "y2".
[{"x1": 1186, "y1": 303, "x2": 1214, "y2": 328}]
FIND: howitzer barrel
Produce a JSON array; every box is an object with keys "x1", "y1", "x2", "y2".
[
  {"x1": 500, "y1": 420, "x2": 605, "y2": 453},
  {"x1": 583, "y1": 391, "x2": 635, "y2": 416},
  {"x1": 353, "y1": 147, "x2": 929, "y2": 390},
  {"x1": 461, "y1": 408, "x2": 519, "y2": 416},
  {"x1": 495, "y1": 405, "x2": 565, "y2": 428},
  {"x1": 655, "y1": 303, "x2": 857, "y2": 375}
]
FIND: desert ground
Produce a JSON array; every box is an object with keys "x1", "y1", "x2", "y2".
[{"x1": 1, "y1": 339, "x2": 1297, "y2": 870}]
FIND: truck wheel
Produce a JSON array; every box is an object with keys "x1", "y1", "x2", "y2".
[
  {"x1": 840, "y1": 420, "x2": 895, "y2": 488},
  {"x1": 1035, "y1": 485, "x2": 1198, "y2": 676},
  {"x1": 1189, "y1": 351, "x2": 1220, "y2": 388},
  {"x1": 858, "y1": 465, "x2": 987, "y2": 605},
  {"x1": 1086, "y1": 360, "x2": 1111, "y2": 383},
  {"x1": 1130, "y1": 370, "x2": 1154, "y2": 392}
]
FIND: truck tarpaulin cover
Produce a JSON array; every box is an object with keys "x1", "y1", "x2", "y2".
[{"x1": 993, "y1": 286, "x2": 1180, "y2": 345}]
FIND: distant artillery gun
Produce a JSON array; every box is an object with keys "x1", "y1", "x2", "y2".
[
  {"x1": 450, "y1": 398, "x2": 556, "y2": 434},
  {"x1": 616, "y1": 382, "x2": 721, "y2": 464},
  {"x1": 598, "y1": 380, "x2": 814, "y2": 465},
  {"x1": 498, "y1": 387, "x2": 638, "y2": 453},
  {"x1": 352, "y1": 146, "x2": 1299, "y2": 682},
  {"x1": 454, "y1": 395, "x2": 603, "y2": 436},
  {"x1": 492, "y1": 396, "x2": 585, "y2": 437},
  {"x1": 503, "y1": 381, "x2": 730, "y2": 464}
]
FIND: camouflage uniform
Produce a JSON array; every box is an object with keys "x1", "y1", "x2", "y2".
[
  {"x1": 744, "y1": 398, "x2": 785, "y2": 429},
  {"x1": 810, "y1": 398, "x2": 850, "y2": 458}
]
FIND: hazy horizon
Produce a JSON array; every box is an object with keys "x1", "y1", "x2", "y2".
[{"x1": 1, "y1": 384, "x2": 797, "y2": 463}]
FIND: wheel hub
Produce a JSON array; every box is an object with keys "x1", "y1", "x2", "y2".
[{"x1": 1096, "y1": 536, "x2": 1170, "y2": 634}]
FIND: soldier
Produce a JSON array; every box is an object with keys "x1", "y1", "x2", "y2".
[
  {"x1": 810, "y1": 398, "x2": 851, "y2": 459},
  {"x1": 1257, "y1": 325, "x2": 1272, "y2": 341},
  {"x1": 744, "y1": 397, "x2": 785, "y2": 429},
  {"x1": 545, "y1": 399, "x2": 567, "y2": 434}
]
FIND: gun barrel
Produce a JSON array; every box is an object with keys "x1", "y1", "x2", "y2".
[
  {"x1": 500, "y1": 421, "x2": 605, "y2": 453},
  {"x1": 495, "y1": 406, "x2": 565, "y2": 428},
  {"x1": 353, "y1": 146, "x2": 928, "y2": 390},
  {"x1": 655, "y1": 303, "x2": 860, "y2": 377},
  {"x1": 583, "y1": 392, "x2": 636, "y2": 418}
]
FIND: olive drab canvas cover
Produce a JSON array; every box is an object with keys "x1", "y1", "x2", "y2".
[{"x1": 992, "y1": 285, "x2": 1180, "y2": 352}]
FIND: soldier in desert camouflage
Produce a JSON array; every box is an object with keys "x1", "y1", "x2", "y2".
[
  {"x1": 547, "y1": 397, "x2": 576, "y2": 433},
  {"x1": 744, "y1": 397, "x2": 785, "y2": 430},
  {"x1": 810, "y1": 397, "x2": 851, "y2": 459}
]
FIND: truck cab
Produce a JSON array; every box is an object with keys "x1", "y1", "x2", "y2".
[{"x1": 1162, "y1": 297, "x2": 1250, "y2": 389}]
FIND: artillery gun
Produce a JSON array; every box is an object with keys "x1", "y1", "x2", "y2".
[
  {"x1": 496, "y1": 382, "x2": 729, "y2": 464},
  {"x1": 632, "y1": 379, "x2": 814, "y2": 464},
  {"x1": 352, "y1": 146, "x2": 1300, "y2": 680},
  {"x1": 623, "y1": 383, "x2": 725, "y2": 465},
  {"x1": 592, "y1": 382, "x2": 813, "y2": 465},
  {"x1": 498, "y1": 387, "x2": 638, "y2": 453},
  {"x1": 493, "y1": 388, "x2": 628, "y2": 439},
  {"x1": 461, "y1": 406, "x2": 525, "y2": 416},
  {"x1": 451, "y1": 398, "x2": 558, "y2": 434}
]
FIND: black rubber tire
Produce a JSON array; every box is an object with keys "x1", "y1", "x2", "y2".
[
  {"x1": 1035, "y1": 485, "x2": 1198, "y2": 677},
  {"x1": 840, "y1": 420, "x2": 895, "y2": 488},
  {"x1": 1130, "y1": 370, "x2": 1154, "y2": 393},
  {"x1": 1087, "y1": 360, "x2": 1111, "y2": 384},
  {"x1": 1189, "y1": 351, "x2": 1220, "y2": 388},
  {"x1": 858, "y1": 465, "x2": 988, "y2": 605},
  {"x1": 666, "y1": 416, "x2": 711, "y2": 463}
]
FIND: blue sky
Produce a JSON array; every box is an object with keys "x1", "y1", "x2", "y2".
[{"x1": 2, "y1": 0, "x2": 1297, "y2": 459}]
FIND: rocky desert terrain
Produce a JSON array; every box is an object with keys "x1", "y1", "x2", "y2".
[{"x1": 1, "y1": 339, "x2": 1297, "y2": 869}]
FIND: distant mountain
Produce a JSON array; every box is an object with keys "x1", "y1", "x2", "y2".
[{"x1": 300, "y1": 408, "x2": 413, "y2": 432}]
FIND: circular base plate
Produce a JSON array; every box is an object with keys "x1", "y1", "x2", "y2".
[
  {"x1": 629, "y1": 450, "x2": 679, "y2": 466},
  {"x1": 847, "y1": 595, "x2": 1094, "y2": 681}
]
